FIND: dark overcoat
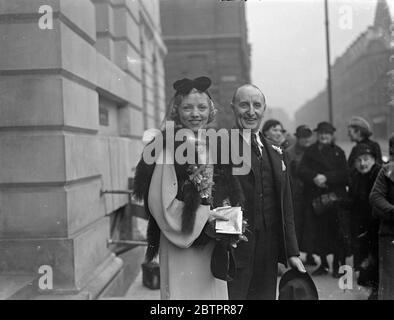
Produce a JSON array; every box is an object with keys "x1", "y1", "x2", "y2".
[
  {"x1": 369, "y1": 162, "x2": 394, "y2": 300},
  {"x1": 348, "y1": 164, "x2": 380, "y2": 282},
  {"x1": 286, "y1": 143, "x2": 308, "y2": 251},
  {"x1": 297, "y1": 142, "x2": 349, "y2": 255}
]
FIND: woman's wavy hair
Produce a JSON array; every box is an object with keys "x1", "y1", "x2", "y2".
[{"x1": 161, "y1": 89, "x2": 217, "y2": 129}]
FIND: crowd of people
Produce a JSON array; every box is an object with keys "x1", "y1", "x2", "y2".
[{"x1": 276, "y1": 116, "x2": 394, "y2": 300}]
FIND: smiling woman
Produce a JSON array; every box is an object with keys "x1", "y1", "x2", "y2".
[
  {"x1": 178, "y1": 91, "x2": 211, "y2": 132},
  {"x1": 167, "y1": 77, "x2": 217, "y2": 131}
]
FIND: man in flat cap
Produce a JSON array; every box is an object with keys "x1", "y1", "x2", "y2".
[{"x1": 348, "y1": 116, "x2": 382, "y2": 168}]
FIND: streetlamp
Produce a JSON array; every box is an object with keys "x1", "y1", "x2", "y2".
[{"x1": 325, "y1": 0, "x2": 334, "y2": 124}]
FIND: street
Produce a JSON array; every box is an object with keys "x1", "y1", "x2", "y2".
[{"x1": 121, "y1": 254, "x2": 370, "y2": 301}]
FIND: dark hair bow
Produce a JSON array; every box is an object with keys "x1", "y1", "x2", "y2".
[{"x1": 173, "y1": 76, "x2": 212, "y2": 97}]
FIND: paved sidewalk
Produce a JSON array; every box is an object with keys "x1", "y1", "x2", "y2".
[
  {"x1": 124, "y1": 271, "x2": 160, "y2": 300},
  {"x1": 123, "y1": 270, "x2": 370, "y2": 300}
]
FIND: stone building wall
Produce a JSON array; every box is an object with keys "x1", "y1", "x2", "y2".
[{"x1": 0, "y1": 0, "x2": 166, "y2": 299}]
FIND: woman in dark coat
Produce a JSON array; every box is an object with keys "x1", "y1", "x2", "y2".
[
  {"x1": 348, "y1": 143, "x2": 381, "y2": 299},
  {"x1": 369, "y1": 134, "x2": 394, "y2": 300},
  {"x1": 298, "y1": 122, "x2": 349, "y2": 277}
]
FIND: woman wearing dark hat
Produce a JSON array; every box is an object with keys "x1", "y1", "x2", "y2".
[
  {"x1": 369, "y1": 133, "x2": 394, "y2": 300},
  {"x1": 298, "y1": 122, "x2": 349, "y2": 277},
  {"x1": 348, "y1": 143, "x2": 381, "y2": 299},
  {"x1": 133, "y1": 77, "x2": 245, "y2": 299}
]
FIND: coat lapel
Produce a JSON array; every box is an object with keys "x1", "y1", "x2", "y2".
[{"x1": 262, "y1": 135, "x2": 284, "y2": 180}]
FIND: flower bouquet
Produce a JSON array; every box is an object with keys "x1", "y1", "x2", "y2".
[{"x1": 186, "y1": 163, "x2": 215, "y2": 202}]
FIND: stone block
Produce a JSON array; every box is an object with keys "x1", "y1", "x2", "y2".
[
  {"x1": 95, "y1": 53, "x2": 143, "y2": 107},
  {"x1": 0, "y1": 179, "x2": 104, "y2": 239},
  {"x1": 0, "y1": 218, "x2": 111, "y2": 291},
  {"x1": 60, "y1": 22, "x2": 97, "y2": 85},
  {"x1": 66, "y1": 179, "x2": 104, "y2": 236},
  {"x1": 62, "y1": 77, "x2": 99, "y2": 132},
  {"x1": 0, "y1": 133, "x2": 103, "y2": 187},
  {"x1": 94, "y1": 1, "x2": 114, "y2": 34},
  {"x1": 146, "y1": 116, "x2": 156, "y2": 130},
  {"x1": 0, "y1": 187, "x2": 68, "y2": 238},
  {"x1": 64, "y1": 133, "x2": 100, "y2": 181},
  {"x1": 146, "y1": 101, "x2": 156, "y2": 119},
  {"x1": 73, "y1": 218, "x2": 111, "y2": 289},
  {"x1": 0, "y1": 75, "x2": 63, "y2": 127},
  {"x1": 118, "y1": 104, "x2": 144, "y2": 137},
  {"x1": 114, "y1": 40, "x2": 142, "y2": 79},
  {"x1": 0, "y1": 237, "x2": 75, "y2": 290},
  {"x1": 0, "y1": 0, "x2": 59, "y2": 15},
  {"x1": 0, "y1": 75, "x2": 99, "y2": 131},
  {"x1": 95, "y1": 36, "x2": 114, "y2": 60},
  {"x1": 125, "y1": 11, "x2": 141, "y2": 51},
  {"x1": 0, "y1": 21, "x2": 61, "y2": 71},
  {"x1": 113, "y1": 6, "x2": 141, "y2": 51},
  {"x1": 59, "y1": 0, "x2": 96, "y2": 42},
  {"x1": 111, "y1": 0, "x2": 139, "y2": 22},
  {"x1": 0, "y1": 132, "x2": 66, "y2": 184}
]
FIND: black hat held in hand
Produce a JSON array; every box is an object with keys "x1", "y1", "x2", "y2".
[{"x1": 278, "y1": 269, "x2": 319, "y2": 300}]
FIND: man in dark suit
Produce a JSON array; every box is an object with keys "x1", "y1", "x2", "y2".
[{"x1": 228, "y1": 84, "x2": 305, "y2": 300}]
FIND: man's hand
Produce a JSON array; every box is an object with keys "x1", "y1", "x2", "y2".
[
  {"x1": 288, "y1": 256, "x2": 306, "y2": 273},
  {"x1": 313, "y1": 174, "x2": 327, "y2": 188}
]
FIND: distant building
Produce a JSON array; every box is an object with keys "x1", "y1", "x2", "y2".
[
  {"x1": 295, "y1": 0, "x2": 393, "y2": 142},
  {"x1": 160, "y1": 0, "x2": 251, "y2": 128},
  {"x1": 0, "y1": 0, "x2": 165, "y2": 299}
]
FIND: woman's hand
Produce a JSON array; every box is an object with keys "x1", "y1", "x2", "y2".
[{"x1": 313, "y1": 174, "x2": 327, "y2": 188}]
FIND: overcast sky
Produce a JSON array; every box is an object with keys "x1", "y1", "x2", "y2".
[{"x1": 246, "y1": 0, "x2": 378, "y2": 119}]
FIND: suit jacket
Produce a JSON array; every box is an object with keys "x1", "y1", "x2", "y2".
[{"x1": 232, "y1": 132, "x2": 299, "y2": 267}]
